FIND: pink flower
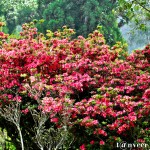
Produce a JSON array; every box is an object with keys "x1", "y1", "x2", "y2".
[
  {"x1": 94, "y1": 128, "x2": 107, "y2": 136},
  {"x1": 46, "y1": 91, "x2": 51, "y2": 96},
  {"x1": 30, "y1": 76, "x2": 36, "y2": 83},
  {"x1": 90, "y1": 140, "x2": 95, "y2": 145},
  {"x1": 108, "y1": 122, "x2": 118, "y2": 130},
  {"x1": 0, "y1": 32, "x2": 4, "y2": 36},
  {"x1": 91, "y1": 120, "x2": 99, "y2": 125},
  {"x1": 99, "y1": 140, "x2": 105, "y2": 145},
  {"x1": 79, "y1": 144, "x2": 86, "y2": 150},
  {"x1": 128, "y1": 112, "x2": 137, "y2": 121},
  {"x1": 143, "y1": 89, "x2": 150, "y2": 100},
  {"x1": 51, "y1": 118, "x2": 59, "y2": 123},
  {"x1": 53, "y1": 105, "x2": 63, "y2": 113},
  {"x1": 137, "y1": 139, "x2": 145, "y2": 143},
  {"x1": 125, "y1": 86, "x2": 135, "y2": 93},
  {"x1": 22, "y1": 108, "x2": 29, "y2": 114},
  {"x1": 7, "y1": 94, "x2": 13, "y2": 99},
  {"x1": 78, "y1": 36, "x2": 85, "y2": 40},
  {"x1": 117, "y1": 124, "x2": 129, "y2": 134},
  {"x1": 87, "y1": 106, "x2": 94, "y2": 112},
  {"x1": 13, "y1": 96, "x2": 22, "y2": 102},
  {"x1": 128, "y1": 115, "x2": 137, "y2": 122}
]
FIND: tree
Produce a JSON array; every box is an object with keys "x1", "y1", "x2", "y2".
[
  {"x1": 41, "y1": 0, "x2": 123, "y2": 45},
  {"x1": 0, "y1": 0, "x2": 37, "y2": 33},
  {"x1": 116, "y1": 0, "x2": 150, "y2": 30},
  {"x1": 0, "y1": 0, "x2": 124, "y2": 45}
]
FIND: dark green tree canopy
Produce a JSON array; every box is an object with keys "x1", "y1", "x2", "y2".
[{"x1": 41, "y1": 0, "x2": 123, "y2": 45}]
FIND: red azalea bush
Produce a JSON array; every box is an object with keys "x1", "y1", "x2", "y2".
[{"x1": 0, "y1": 22, "x2": 150, "y2": 150}]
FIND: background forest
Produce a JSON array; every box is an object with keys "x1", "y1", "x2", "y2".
[{"x1": 0, "y1": 0, "x2": 149, "y2": 51}]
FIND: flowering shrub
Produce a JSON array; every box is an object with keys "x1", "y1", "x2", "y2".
[{"x1": 0, "y1": 22, "x2": 150, "y2": 150}]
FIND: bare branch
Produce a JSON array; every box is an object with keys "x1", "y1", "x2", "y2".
[{"x1": 0, "y1": 101, "x2": 24, "y2": 150}]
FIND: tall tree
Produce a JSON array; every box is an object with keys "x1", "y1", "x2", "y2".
[
  {"x1": 0, "y1": 0, "x2": 37, "y2": 33},
  {"x1": 41, "y1": 0, "x2": 123, "y2": 45}
]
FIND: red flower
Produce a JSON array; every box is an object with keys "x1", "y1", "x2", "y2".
[
  {"x1": 22, "y1": 108, "x2": 29, "y2": 115},
  {"x1": 51, "y1": 118, "x2": 59, "y2": 123},
  {"x1": 99, "y1": 140, "x2": 105, "y2": 145},
  {"x1": 143, "y1": 89, "x2": 150, "y2": 100},
  {"x1": 79, "y1": 144, "x2": 86, "y2": 150},
  {"x1": 90, "y1": 140, "x2": 95, "y2": 145},
  {"x1": 137, "y1": 139, "x2": 145, "y2": 143}
]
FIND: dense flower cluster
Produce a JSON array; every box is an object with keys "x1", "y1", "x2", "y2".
[{"x1": 0, "y1": 23, "x2": 150, "y2": 149}]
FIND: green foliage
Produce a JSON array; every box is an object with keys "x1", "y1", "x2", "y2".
[
  {"x1": 0, "y1": 0, "x2": 125, "y2": 45},
  {"x1": 41, "y1": 0, "x2": 123, "y2": 45},
  {"x1": 0, "y1": 0, "x2": 37, "y2": 33},
  {"x1": 116, "y1": 0, "x2": 150, "y2": 30}
]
